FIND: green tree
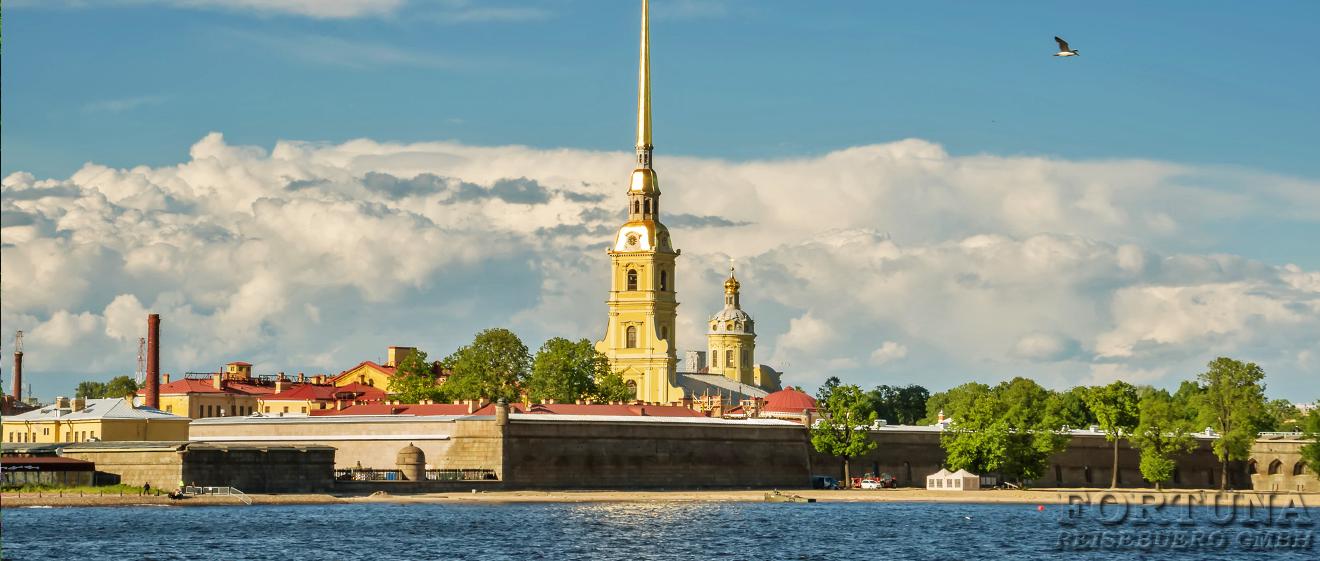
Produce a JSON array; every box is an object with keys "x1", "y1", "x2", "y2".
[
  {"x1": 441, "y1": 328, "x2": 532, "y2": 402},
  {"x1": 593, "y1": 372, "x2": 636, "y2": 403},
  {"x1": 1047, "y1": 386, "x2": 1097, "y2": 429},
  {"x1": 1171, "y1": 380, "x2": 1206, "y2": 423},
  {"x1": 1083, "y1": 381, "x2": 1140, "y2": 488},
  {"x1": 1132, "y1": 390, "x2": 1196, "y2": 491},
  {"x1": 1299, "y1": 409, "x2": 1320, "y2": 475},
  {"x1": 920, "y1": 382, "x2": 991, "y2": 425},
  {"x1": 526, "y1": 338, "x2": 610, "y2": 403},
  {"x1": 104, "y1": 376, "x2": 140, "y2": 400},
  {"x1": 388, "y1": 349, "x2": 447, "y2": 404},
  {"x1": 815, "y1": 376, "x2": 841, "y2": 405},
  {"x1": 811, "y1": 384, "x2": 877, "y2": 488},
  {"x1": 1192, "y1": 357, "x2": 1268, "y2": 491},
  {"x1": 866, "y1": 384, "x2": 929, "y2": 425},
  {"x1": 75, "y1": 381, "x2": 108, "y2": 399},
  {"x1": 940, "y1": 378, "x2": 1068, "y2": 484}
]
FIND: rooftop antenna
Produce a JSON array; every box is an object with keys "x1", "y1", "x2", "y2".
[{"x1": 135, "y1": 337, "x2": 147, "y2": 384}]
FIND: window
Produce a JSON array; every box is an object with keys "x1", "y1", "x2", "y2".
[
  {"x1": 1268, "y1": 460, "x2": 1283, "y2": 475},
  {"x1": 6, "y1": 432, "x2": 11, "y2": 442},
  {"x1": 43, "y1": 428, "x2": 49, "y2": 435},
  {"x1": 954, "y1": 479, "x2": 961, "y2": 488},
  {"x1": 367, "y1": 379, "x2": 374, "y2": 387},
  {"x1": 726, "y1": 349, "x2": 734, "y2": 367},
  {"x1": 627, "y1": 269, "x2": 638, "y2": 291},
  {"x1": 659, "y1": 270, "x2": 667, "y2": 291},
  {"x1": 632, "y1": 200, "x2": 639, "y2": 214},
  {"x1": 264, "y1": 406, "x2": 270, "y2": 413},
  {"x1": 626, "y1": 326, "x2": 638, "y2": 348},
  {"x1": 660, "y1": 326, "x2": 668, "y2": 340},
  {"x1": 1295, "y1": 463, "x2": 1307, "y2": 476},
  {"x1": 743, "y1": 352, "x2": 750, "y2": 367},
  {"x1": 206, "y1": 405, "x2": 213, "y2": 417},
  {"x1": 644, "y1": 199, "x2": 651, "y2": 214},
  {"x1": 90, "y1": 430, "x2": 96, "y2": 439},
  {"x1": 1248, "y1": 460, "x2": 1257, "y2": 474},
  {"x1": 283, "y1": 406, "x2": 289, "y2": 413},
  {"x1": 66, "y1": 432, "x2": 72, "y2": 442},
  {"x1": 166, "y1": 405, "x2": 173, "y2": 413}
]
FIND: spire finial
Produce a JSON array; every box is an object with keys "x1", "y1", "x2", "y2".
[{"x1": 636, "y1": 0, "x2": 652, "y2": 151}]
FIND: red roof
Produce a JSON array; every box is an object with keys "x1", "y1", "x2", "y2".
[
  {"x1": 138, "y1": 378, "x2": 279, "y2": 397},
  {"x1": 226, "y1": 362, "x2": 253, "y2": 366},
  {"x1": 265, "y1": 383, "x2": 386, "y2": 402},
  {"x1": 0, "y1": 456, "x2": 96, "y2": 471},
  {"x1": 310, "y1": 402, "x2": 705, "y2": 418},
  {"x1": 762, "y1": 387, "x2": 818, "y2": 413}
]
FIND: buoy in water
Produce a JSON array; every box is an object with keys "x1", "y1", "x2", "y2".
[{"x1": 1038, "y1": 505, "x2": 1044, "y2": 511}]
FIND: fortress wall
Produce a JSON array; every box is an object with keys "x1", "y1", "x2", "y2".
[{"x1": 497, "y1": 420, "x2": 811, "y2": 489}]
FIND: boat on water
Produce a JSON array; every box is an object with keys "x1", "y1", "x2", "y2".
[{"x1": 764, "y1": 490, "x2": 815, "y2": 503}]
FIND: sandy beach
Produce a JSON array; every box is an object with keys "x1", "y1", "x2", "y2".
[{"x1": 7, "y1": 488, "x2": 1314, "y2": 508}]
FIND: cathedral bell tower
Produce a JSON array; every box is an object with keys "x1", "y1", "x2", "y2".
[
  {"x1": 595, "y1": 0, "x2": 683, "y2": 403},
  {"x1": 708, "y1": 268, "x2": 755, "y2": 385}
]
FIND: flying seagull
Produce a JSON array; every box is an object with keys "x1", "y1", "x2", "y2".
[{"x1": 1054, "y1": 36, "x2": 1079, "y2": 57}]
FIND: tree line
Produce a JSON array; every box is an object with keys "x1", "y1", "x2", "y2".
[
  {"x1": 387, "y1": 328, "x2": 636, "y2": 406},
  {"x1": 811, "y1": 357, "x2": 1318, "y2": 490}
]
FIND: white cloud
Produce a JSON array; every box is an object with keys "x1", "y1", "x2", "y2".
[
  {"x1": 11, "y1": 0, "x2": 404, "y2": 19},
  {"x1": 3, "y1": 134, "x2": 1318, "y2": 400},
  {"x1": 869, "y1": 342, "x2": 908, "y2": 366}
]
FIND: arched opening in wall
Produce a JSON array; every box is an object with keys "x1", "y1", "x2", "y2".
[
  {"x1": 904, "y1": 462, "x2": 911, "y2": 483},
  {"x1": 627, "y1": 270, "x2": 638, "y2": 291},
  {"x1": 1055, "y1": 465, "x2": 1062, "y2": 485},
  {"x1": 1268, "y1": 460, "x2": 1283, "y2": 475},
  {"x1": 1206, "y1": 469, "x2": 1214, "y2": 487},
  {"x1": 632, "y1": 200, "x2": 639, "y2": 214},
  {"x1": 1295, "y1": 463, "x2": 1307, "y2": 476},
  {"x1": 626, "y1": 326, "x2": 638, "y2": 349},
  {"x1": 1084, "y1": 466, "x2": 1092, "y2": 485},
  {"x1": 659, "y1": 270, "x2": 667, "y2": 291},
  {"x1": 1248, "y1": 460, "x2": 1258, "y2": 474},
  {"x1": 1173, "y1": 468, "x2": 1181, "y2": 485}
]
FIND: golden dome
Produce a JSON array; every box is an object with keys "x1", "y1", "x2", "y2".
[
  {"x1": 724, "y1": 268, "x2": 740, "y2": 293},
  {"x1": 629, "y1": 169, "x2": 658, "y2": 193}
]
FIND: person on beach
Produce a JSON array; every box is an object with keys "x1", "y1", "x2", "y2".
[{"x1": 143, "y1": 482, "x2": 151, "y2": 494}]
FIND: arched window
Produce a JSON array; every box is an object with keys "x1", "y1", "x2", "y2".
[
  {"x1": 1268, "y1": 460, "x2": 1283, "y2": 475},
  {"x1": 1248, "y1": 460, "x2": 1258, "y2": 474},
  {"x1": 743, "y1": 352, "x2": 750, "y2": 367},
  {"x1": 726, "y1": 349, "x2": 734, "y2": 367},
  {"x1": 626, "y1": 326, "x2": 638, "y2": 348},
  {"x1": 633, "y1": 200, "x2": 640, "y2": 214},
  {"x1": 660, "y1": 326, "x2": 668, "y2": 340},
  {"x1": 644, "y1": 199, "x2": 651, "y2": 214},
  {"x1": 627, "y1": 269, "x2": 638, "y2": 291},
  {"x1": 659, "y1": 270, "x2": 667, "y2": 291},
  {"x1": 1295, "y1": 463, "x2": 1307, "y2": 476}
]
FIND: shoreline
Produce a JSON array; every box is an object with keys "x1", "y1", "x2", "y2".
[{"x1": 5, "y1": 488, "x2": 1315, "y2": 509}]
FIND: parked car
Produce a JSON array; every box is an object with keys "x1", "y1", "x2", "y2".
[
  {"x1": 859, "y1": 478, "x2": 882, "y2": 489},
  {"x1": 811, "y1": 476, "x2": 840, "y2": 490}
]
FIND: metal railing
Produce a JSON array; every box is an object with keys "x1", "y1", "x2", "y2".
[
  {"x1": 426, "y1": 469, "x2": 497, "y2": 481},
  {"x1": 184, "y1": 485, "x2": 251, "y2": 505},
  {"x1": 335, "y1": 468, "x2": 498, "y2": 481}
]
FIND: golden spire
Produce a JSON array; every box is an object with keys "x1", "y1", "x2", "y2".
[{"x1": 636, "y1": 0, "x2": 652, "y2": 151}]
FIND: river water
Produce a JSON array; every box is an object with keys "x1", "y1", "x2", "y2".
[{"x1": 1, "y1": 500, "x2": 1313, "y2": 560}]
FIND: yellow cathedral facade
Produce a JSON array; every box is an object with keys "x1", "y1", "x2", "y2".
[{"x1": 595, "y1": 0, "x2": 779, "y2": 403}]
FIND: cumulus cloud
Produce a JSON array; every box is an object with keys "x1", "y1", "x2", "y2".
[{"x1": 3, "y1": 133, "x2": 1318, "y2": 400}]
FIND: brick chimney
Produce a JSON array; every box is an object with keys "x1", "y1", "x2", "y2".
[
  {"x1": 162, "y1": 374, "x2": 170, "y2": 384},
  {"x1": 275, "y1": 375, "x2": 291, "y2": 393},
  {"x1": 11, "y1": 348, "x2": 22, "y2": 401},
  {"x1": 71, "y1": 397, "x2": 86, "y2": 412},
  {"x1": 145, "y1": 314, "x2": 161, "y2": 409},
  {"x1": 212, "y1": 372, "x2": 224, "y2": 390}
]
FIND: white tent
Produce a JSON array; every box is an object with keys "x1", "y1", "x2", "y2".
[{"x1": 926, "y1": 468, "x2": 979, "y2": 491}]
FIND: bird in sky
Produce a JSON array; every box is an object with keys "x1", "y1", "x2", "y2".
[{"x1": 1054, "y1": 36, "x2": 1080, "y2": 57}]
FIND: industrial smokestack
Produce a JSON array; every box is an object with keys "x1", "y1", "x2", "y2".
[
  {"x1": 12, "y1": 331, "x2": 23, "y2": 401},
  {"x1": 146, "y1": 314, "x2": 161, "y2": 409},
  {"x1": 12, "y1": 351, "x2": 23, "y2": 401}
]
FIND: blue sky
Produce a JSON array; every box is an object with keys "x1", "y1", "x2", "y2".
[{"x1": 2, "y1": 0, "x2": 1318, "y2": 401}]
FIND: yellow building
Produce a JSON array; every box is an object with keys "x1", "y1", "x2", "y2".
[
  {"x1": 3, "y1": 397, "x2": 189, "y2": 443},
  {"x1": 595, "y1": 0, "x2": 684, "y2": 404},
  {"x1": 707, "y1": 268, "x2": 756, "y2": 385},
  {"x1": 330, "y1": 347, "x2": 415, "y2": 390},
  {"x1": 139, "y1": 366, "x2": 280, "y2": 419}
]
